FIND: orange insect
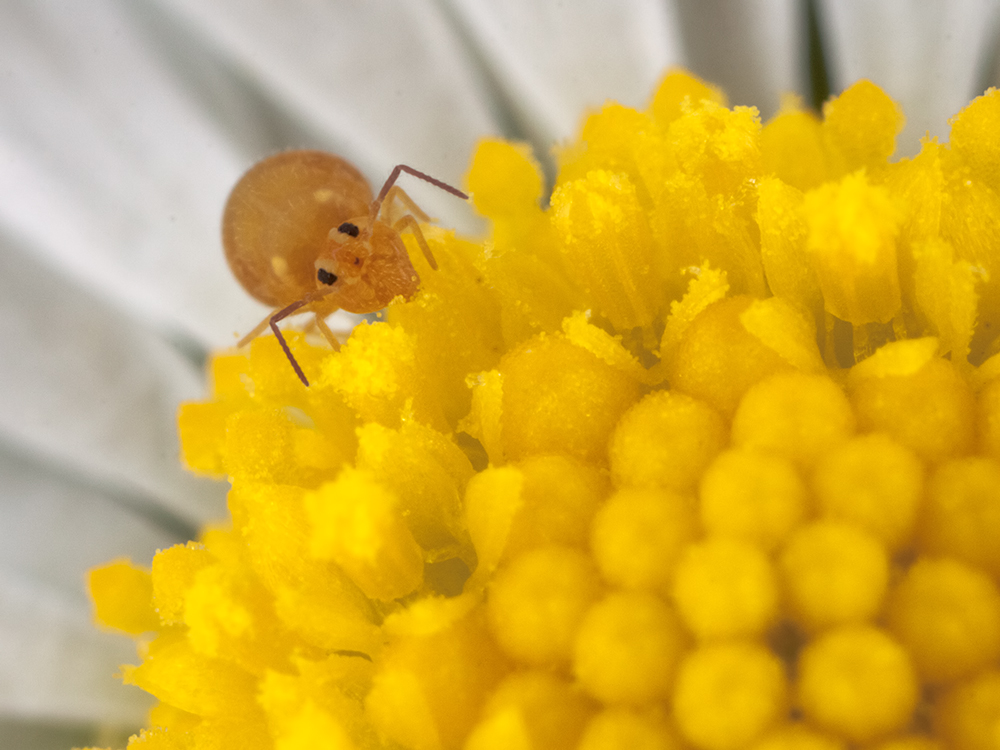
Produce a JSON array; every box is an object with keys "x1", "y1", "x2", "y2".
[{"x1": 222, "y1": 150, "x2": 468, "y2": 385}]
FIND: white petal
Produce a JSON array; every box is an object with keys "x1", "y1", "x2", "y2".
[
  {"x1": 672, "y1": 0, "x2": 805, "y2": 118},
  {"x1": 0, "y1": 227, "x2": 227, "y2": 525},
  {"x1": 0, "y1": 455, "x2": 180, "y2": 725},
  {"x1": 0, "y1": 444, "x2": 182, "y2": 725},
  {"x1": 0, "y1": 0, "x2": 260, "y2": 346},
  {"x1": 0, "y1": 446, "x2": 188, "y2": 602},
  {"x1": 0, "y1": 570, "x2": 153, "y2": 725},
  {"x1": 0, "y1": 443, "x2": 182, "y2": 723},
  {"x1": 993, "y1": 33, "x2": 1000, "y2": 85},
  {"x1": 817, "y1": 0, "x2": 1000, "y2": 153},
  {"x1": 150, "y1": 0, "x2": 500, "y2": 228},
  {"x1": 440, "y1": 0, "x2": 682, "y2": 151}
]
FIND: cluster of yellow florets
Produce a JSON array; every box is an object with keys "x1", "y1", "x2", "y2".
[{"x1": 89, "y1": 70, "x2": 1000, "y2": 750}]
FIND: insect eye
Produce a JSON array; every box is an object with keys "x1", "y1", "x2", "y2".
[
  {"x1": 338, "y1": 221, "x2": 360, "y2": 237},
  {"x1": 317, "y1": 268, "x2": 338, "y2": 285}
]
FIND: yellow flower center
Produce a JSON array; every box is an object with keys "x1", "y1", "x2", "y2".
[{"x1": 89, "y1": 70, "x2": 1000, "y2": 750}]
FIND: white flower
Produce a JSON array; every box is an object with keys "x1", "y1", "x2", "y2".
[{"x1": 1, "y1": 0, "x2": 998, "y2": 746}]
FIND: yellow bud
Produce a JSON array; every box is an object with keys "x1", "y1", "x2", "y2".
[
  {"x1": 354, "y1": 420, "x2": 474, "y2": 559},
  {"x1": 780, "y1": 521, "x2": 889, "y2": 632},
  {"x1": 761, "y1": 98, "x2": 827, "y2": 191},
  {"x1": 182, "y1": 561, "x2": 291, "y2": 674},
  {"x1": 949, "y1": 87, "x2": 1000, "y2": 193},
  {"x1": 813, "y1": 434, "x2": 924, "y2": 550},
  {"x1": 177, "y1": 401, "x2": 229, "y2": 477},
  {"x1": 578, "y1": 708, "x2": 681, "y2": 750},
  {"x1": 88, "y1": 559, "x2": 159, "y2": 635},
  {"x1": 318, "y1": 322, "x2": 424, "y2": 427},
  {"x1": 887, "y1": 557, "x2": 1000, "y2": 683},
  {"x1": 673, "y1": 642, "x2": 787, "y2": 750},
  {"x1": 848, "y1": 340, "x2": 976, "y2": 463},
  {"x1": 749, "y1": 724, "x2": 847, "y2": 750},
  {"x1": 797, "y1": 625, "x2": 918, "y2": 743},
  {"x1": 590, "y1": 487, "x2": 698, "y2": 593},
  {"x1": 465, "y1": 465, "x2": 525, "y2": 581},
  {"x1": 911, "y1": 236, "x2": 978, "y2": 363},
  {"x1": 151, "y1": 542, "x2": 215, "y2": 625},
  {"x1": 921, "y1": 457, "x2": 1000, "y2": 577},
  {"x1": 146, "y1": 703, "x2": 198, "y2": 735},
  {"x1": 867, "y1": 738, "x2": 943, "y2": 750},
  {"x1": 558, "y1": 103, "x2": 666, "y2": 197},
  {"x1": 222, "y1": 408, "x2": 299, "y2": 485},
  {"x1": 978, "y1": 377, "x2": 1000, "y2": 461},
  {"x1": 668, "y1": 296, "x2": 813, "y2": 417},
  {"x1": 609, "y1": 390, "x2": 726, "y2": 491},
  {"x1": 208, "y1": 352, "x2": 250, "y2": 401},
  {"x1": 731, "y1": 372, "x2": 855, "y2": 467},
  {"x1": 667, "y1": 101, "x2": 762, "y2": 198},
  {"x1": 123, "y1": 633, "x2": 257, "y2": 717},
  {"x1": 803, "y1": 171, "x2": 901, "y2": 325},
  {"x1": 503, "y1": 455, "x2": 609, "y2": 560},
  {"x1": 934, "y1": 670, "x2": 1000, "y2": 750},
  {"x1": 673, "y1": 538, "x2": 779, "y2": 640},
  {"x1": 550, "y1": 170, "x2": 661, "y2": 330},
  {"x1": 500, "y1": 334, "x2": 641, "y2": 464},
  {"x1": 699, "y1": 449, "x2": 807, "y2": 552},
  {"x1": 822, "y1": 80, "x2": 904, "y2": 174},
  {"x1": 574, "y1": 591, "x2": 686, "y2": 705},
  {"x1": 468, "y1": 139, "x2": 544, "y2": 220},
  {"x1": 246, "y1": 333, "x2": 326, "y2": 401},
  {"x1": 306, "y1": 467, "x2": 424, "y2": 601},
  {"x1": 488, "y1": 546, "x2": 601, "y2": 665},
  {"x1": 756, "y1": 178, "x2": 822, "y2": 314},
  {"x1": 367, "y1": 601, "x2": 510, "y2": 750},
  {"x1": 269, "y1": 701, "x2": 357, "y2": 750},
  {"x1": 467, "y1": 671, "x2": 595, "y2": 750},
  {"x1": 649, "y1": 69, "x2": 726, "y2": 127}
]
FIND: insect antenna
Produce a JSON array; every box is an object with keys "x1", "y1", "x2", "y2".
[{"x1": 370, "y1": 164, "x2": 469, "y2": 221}]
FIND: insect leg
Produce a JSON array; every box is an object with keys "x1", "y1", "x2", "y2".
[
  {"x1": 394, "y1": 214, "x2": 438, "y2": 270},
  {"x1": 372, "y1": 165, "x2": 468, "y2": 219},
  {"x1": 382, "y1": 185, "x2": 431, "y2": 225},
  {"x1": 268, "y1": 299, "x2": 310, "y2": 386},
  {"x1": 237, "y1": 313, "x2": 274, "y2": 349},
  {"x1": 314, "y1": 315, "x2": 342, "y2": 351}
]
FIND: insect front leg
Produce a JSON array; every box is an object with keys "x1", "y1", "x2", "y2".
[
  {"x1": 371, "y1": 164, "x2": 469, "y2": 218},
  {"x1": 268, "y1": 299, "x2": 311, "y2": 386},
  {"x1": 382, "y1": 185, "x2": 431, "y2": 225},
  {"x1": 394, "y1": 214, "x2": 438, "y2": 270}
]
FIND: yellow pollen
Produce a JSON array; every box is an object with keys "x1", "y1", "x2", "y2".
[{"x1": 88, "y1": 72, "x2": 1000, "y2": 750}]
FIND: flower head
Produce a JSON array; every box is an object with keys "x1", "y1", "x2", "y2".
[{"x1": 85, "y1": 68, "x2": 1000, "y2": 750}]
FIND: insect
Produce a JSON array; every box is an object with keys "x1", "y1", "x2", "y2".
[{"x1": 222, "y1": 150, "x2": 468, "y2": 386}]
